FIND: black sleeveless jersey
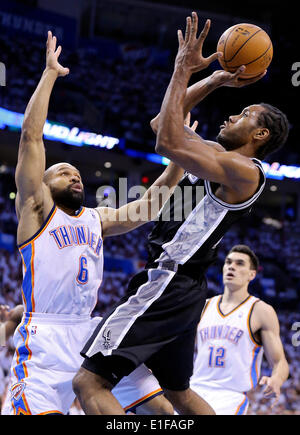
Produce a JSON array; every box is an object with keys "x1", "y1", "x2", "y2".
[{"x1": 146, "y1": 158, "x2": 265, "y2": 277}]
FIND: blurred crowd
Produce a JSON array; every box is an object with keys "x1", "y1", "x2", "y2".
[
  {"x1": 0, "y1": 33, "x2": 173, "y2": 151},
  {"x1": 0, "y1": 32, "x2": 262, "y2": 156}
]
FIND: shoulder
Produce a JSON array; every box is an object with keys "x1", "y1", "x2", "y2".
[
  {"x1": 216, "y1": 152, "x2": 261, "y2": 187},
  {"x1": 252, "y1": 299, "x2": 277, "y2": 316},
  {"x1": 201, "y1": 296, "x2": 217, "y2": 313},
  {"x1": 251, "y1": 300, "x2": 279, "y2": 330}
]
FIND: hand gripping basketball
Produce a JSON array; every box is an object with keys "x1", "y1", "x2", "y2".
[
  {"x1": 175, "y1": 12, "x2": 222, "y2": 74},
  {"x1": 209, "y1": 67, "x2": 267, "y2": 89}
]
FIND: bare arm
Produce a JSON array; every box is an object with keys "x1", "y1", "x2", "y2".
[
  {"x1": 155, "y1": 13, "x2": 263, "y2": 198},
  {"x1": 15, "y1": 32, "x2": 69, "y2": 244},
  {"x1": 16, "y1": 32, "x2": 69, "y2": 209},
  {"x1": 151, "y1": 70, "x2": 264, "y2": 135},
  {"x1": 252, "y1": 302, "x2": 289, "y2": 409},
  {"x1": 98, "y1": 161, "x2": 184, "y2": 238},
  {"x1": 98, "y1": 115, "x2": 199, "y2": 238},
  {"x1": 150, "y1": 76, "x2": 218, "y2": 134}
]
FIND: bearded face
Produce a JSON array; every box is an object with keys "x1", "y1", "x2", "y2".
[
  {"x1": 45, "y1": 163, "x2": 85, "y2": 211},
  {"x1": 216, "y1": 105, "x2": 265, "y2": 151},
  {"x1": 50, "y1": 183, "x2": 85, "y2": 210}
]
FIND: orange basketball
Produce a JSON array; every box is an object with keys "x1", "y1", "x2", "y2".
[{"x1": 217, "y1": 23, "x2": 273, "y2": 78}]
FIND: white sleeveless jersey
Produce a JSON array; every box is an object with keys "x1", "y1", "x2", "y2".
[
  {"x1": 18, "y1": 205, "x2": 103, "y2": 315},
  {"x1": 191, "y1": 295, "x2": 264, "y2": 393}
]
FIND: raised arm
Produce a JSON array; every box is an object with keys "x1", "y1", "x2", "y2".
[
  {"x1": 150, "y1": 76, "x2": 217, "y2": 135},
  {"x1": 155, "y1": 13, "x2": 264, "y2": 199},
  {"x1": 151, "y1": 69, "x2": 264, "y2": 136},
  {"x1": 15, "y1": 32, "x2": 69, "y2": 244},
  {"x1": 253, "y1": 302, "x2": 289, "y2": 409}
]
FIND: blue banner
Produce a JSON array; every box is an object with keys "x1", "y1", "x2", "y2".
[{"x1": 0, "y1": 0, "x2": 77, "y2": 48}]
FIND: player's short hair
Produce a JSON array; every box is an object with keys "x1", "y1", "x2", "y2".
[
  {"x1": 256, "y1": 103, "x2": 289, "y2": 160},
  {"x1": 227, "y1": 245, "x2": 259, "y2": 271}
]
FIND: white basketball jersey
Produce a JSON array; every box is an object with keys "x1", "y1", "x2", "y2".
[
  {"x1": 18, "y1": 205, "x2": 103, "y2": 315},
  {"x1": 191, "y1": 295, "x2": 264, "y2": 393}
]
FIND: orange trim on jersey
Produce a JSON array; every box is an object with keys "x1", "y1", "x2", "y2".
[
  {"x1": 235, "y1": 395, "x2": 248, "y2": 415},
  {"x1": 30, "y1": 242, "x2": 35, "y2": 312},
  {"x1": 199, "y1": 299, "x2": 212, "y2": 321},
  {"x1": 16, "y1": 405, "x2": 31, "y2": 415},
  {"x1": 20, "y1": 253, "x2": 28, "y2": 312},
  {"x1": 19, "y1": 206, "x2": 57, "y2": 250},
  {"x1": 19, "y1": 243, "x2": 36, "y2": 312},
  {"x1": 247, "y1": 300, "x2": 262, "y2": 346},
  {"x1": 16, "y1": 313, "x2": 33, "y2": 379},
  {"x1": 124, "y1": 388, "x2": 163, "y2": 412},
  {"x1": 12, "y1": 400, "x2": 17, "y2": 415},
  {"x1": 15, "y1": 315, "x2": 26, "y2": 368},
  {"x1": 38, "y1": 410, "x2": 64, "y2": 415},
  {"x1": 11, "y1": 391, "x2": 32, "y2": 415},
  {"x1": 72, "y1": 207, "x2": 85, "y2": 218},
  {"x1": 23, "y1": 314, "x2": 33, "y2": 378},
  {"x1": 13, "y1": 314, "x2": 33, "y2": 415},
  {"x1": 21, "y1": 393, "x2": 32, "y2": 415},
  {"x1": 250, "y1": 345, "x2": 261, "y2": 389},
  {"x1": 217, "y1": 295, "x2": 252, "y2": 318}
]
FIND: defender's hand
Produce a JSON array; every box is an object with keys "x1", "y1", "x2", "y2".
[
  {"x1": 175, "y1": 12, "x2": 222, "y2": 74},
  {"x1": 45, "y1": 31, "x2": 70, "y2": 77}
]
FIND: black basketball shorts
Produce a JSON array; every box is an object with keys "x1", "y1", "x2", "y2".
[{"x1": 81, "y1": 267, "x2": 207, "y2": 390}]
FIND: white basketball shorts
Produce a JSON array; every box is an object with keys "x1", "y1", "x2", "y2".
[
  {"x1": 2, "y1": 312, "x2": 162, "y2": 415},
  {"x1": 190, "y1": 384, "x2": 249, "y2": 415}
]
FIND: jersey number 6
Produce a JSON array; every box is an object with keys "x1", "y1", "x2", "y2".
[{"x1": 77, "y1": 255, "x2": 89, "y2": 285}]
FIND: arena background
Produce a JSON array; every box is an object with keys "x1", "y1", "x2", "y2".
[{"x1": 0, "y1": 0, "x2": 299, "y2": 415}]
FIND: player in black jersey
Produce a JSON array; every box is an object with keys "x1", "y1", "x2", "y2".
[{"x1": 73, "y1": 12, "x2": 289, "y2": 414}]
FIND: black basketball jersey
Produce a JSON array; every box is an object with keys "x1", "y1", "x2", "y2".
[{"x1": 146, "y1": 158, "x2": 265, "y2": 276}]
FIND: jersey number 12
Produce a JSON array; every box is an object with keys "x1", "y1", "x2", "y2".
[{"x1": 208, "y1": 346, "x2": 226, "y2": 367}]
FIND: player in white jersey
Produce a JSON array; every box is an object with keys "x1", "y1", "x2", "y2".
[
  {"x1": 2, "y1": 31, "x2": 186, "y2": 415},
  {"x1": 190, "y1": 245, "x2": 289, "y2": 414}
]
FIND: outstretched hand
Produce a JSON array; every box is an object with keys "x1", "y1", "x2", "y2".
[
  {"x1": 175, "y1": 12, "x2": 222, "y2": 74},
  {"x1": 46, "y1": 31, "x2": 70, "y2": 77}
]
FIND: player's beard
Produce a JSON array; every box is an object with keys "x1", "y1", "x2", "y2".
[
  {"x1": 51, "y1": 184, "x2": 85, "y2": 211},
  {"x1": 216, "y1": 131, "x2": 242, "y2": 151}
]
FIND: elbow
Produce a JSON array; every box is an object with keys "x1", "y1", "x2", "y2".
[
  {"x1": 150, "y1": 118, "x2": 158, "y2": 134},
  {"x1": 155, "y1": 130, "x2": 173, "y2": 156},
  {"x1": 20, "y1": 128, "x2": 42, "y2": 146},
  {"x1": 155, "y1": 140, "x2": 166, "y2": 156},
  {"x1": 155, "y1": 136, "x2": 179, "y2": 159},
  {"x1": 155, "y1": 139, "x2": 171, "y2": 157}
]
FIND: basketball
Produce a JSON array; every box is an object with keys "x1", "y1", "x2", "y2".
[{"x1": 217, "y1": 24, "x2": 273, "y2": 78}]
